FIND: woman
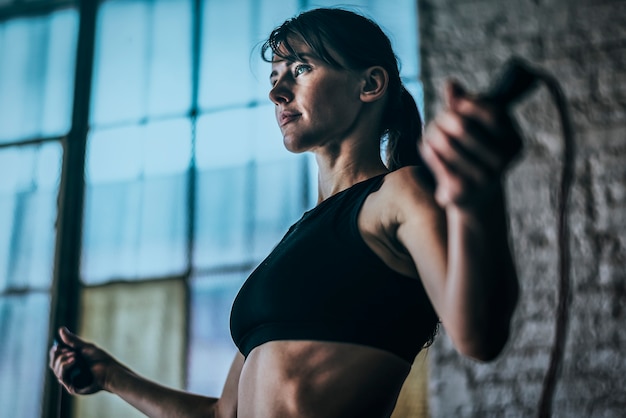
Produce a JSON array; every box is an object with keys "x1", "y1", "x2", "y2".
[{"x1": 50, "y1": 8, "x2": 520, "y2": 418}]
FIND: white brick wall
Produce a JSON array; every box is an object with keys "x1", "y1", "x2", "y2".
[{"x1": 418, "y1": 0, "x2": 626, "y2": 416}]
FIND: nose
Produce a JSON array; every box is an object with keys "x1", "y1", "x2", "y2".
[{"x1": 269, "y1": 75, "x2": 293, "y2": 105}]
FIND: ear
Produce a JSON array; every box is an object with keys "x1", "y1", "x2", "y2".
[{"x1": 360, "y1": 66, "x2": 389, "y2": 103}]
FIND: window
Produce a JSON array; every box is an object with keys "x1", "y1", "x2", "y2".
[
  {"x1": 0, "y1": 1, "x2": 422, "y2": 417},
  {"x1": 0, "y1": 4, "x2": 77, "y2": 418}
]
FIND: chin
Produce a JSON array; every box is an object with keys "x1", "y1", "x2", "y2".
[{"x1": 282, "y1": 136, "x2": 311, "y2": 154}]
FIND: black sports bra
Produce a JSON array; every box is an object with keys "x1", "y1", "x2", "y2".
[{"x1": 230, "y1": 174, "x2": 438, "y2": 363}]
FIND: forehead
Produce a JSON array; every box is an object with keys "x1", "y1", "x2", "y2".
[{"x1": 271, "y1": 38, "x2": 314, "y2": 64}]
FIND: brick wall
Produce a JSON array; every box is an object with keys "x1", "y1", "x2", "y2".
[{"x1": 417, "y1": 0, "x2": 626, "y2": 416}]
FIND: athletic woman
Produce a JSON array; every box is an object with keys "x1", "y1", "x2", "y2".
[{"x1": 50, "y1": 8, "x2": 520, "y2": 418}]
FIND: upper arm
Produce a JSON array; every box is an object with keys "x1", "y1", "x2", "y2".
[
  {"x1": 386, "y1": 167, "x2": 449, "y2": 318},
  {"x1": 216, "y1": 353, "x2": 244, "y2": 418},
  {"x1": 390, "y1": 167, "x2": 519, "y2": 360}
]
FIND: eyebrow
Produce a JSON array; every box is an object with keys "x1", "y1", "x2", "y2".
[
  {"x1": 271, "y1": 52, "x2": 314, "y2": 65},
  {"x1": 269, "y1": 53, "x2": 315, "y2": 80}
]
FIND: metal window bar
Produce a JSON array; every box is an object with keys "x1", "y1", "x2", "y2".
[
  {"x1": 0, "y1": 0, "x2": 75, "y2": 22},
  {"x1": 43, "y1": 0, "x2": 97, "y2": 417}
]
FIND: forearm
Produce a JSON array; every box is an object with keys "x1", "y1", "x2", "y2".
[
  {"x1": 444, "y1": 187, "x2": 519, "y2": 360},
  {"x1": 106, "y1": 364, "x2": 219, "y2": 418}
]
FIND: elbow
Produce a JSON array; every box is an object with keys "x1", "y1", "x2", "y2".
[
  {"x1": 450, "y1": 277, "x2": 520, "y2": 362},
  {"x1": 461, "y1": 331, "x2": 510, "y2": 362},
  {"x1": 188, "y1": 398, "x2": 220, "y2": 418},
  {"x1": 458, "y1": 319, "x2": 514, "y2": 362},
  {"x1": 469, "y1": 277, "x2": 519, "y2": 362},
  {"x1": 451, "y1": 296, "x2": 515, "y2": 362}
]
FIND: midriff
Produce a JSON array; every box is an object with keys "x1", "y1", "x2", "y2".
[{"x1": 237, "y1": 340, "x2": 412, "y2": 418}]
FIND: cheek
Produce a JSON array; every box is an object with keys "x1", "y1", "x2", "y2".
[{"x1": 309, "y1": 83, "x2": 353, "y2": 115}]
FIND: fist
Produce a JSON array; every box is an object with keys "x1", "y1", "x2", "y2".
[{"x1": 420, "y1": 80, "x2": 522, "y2": 209}]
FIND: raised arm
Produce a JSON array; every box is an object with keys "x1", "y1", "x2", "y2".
[
  {"x1": 393, "y1": 80, "x2": 521, "y2": 361},
  {"x1": 49, "y1": 327, "x2": 243, "y2": 418}
]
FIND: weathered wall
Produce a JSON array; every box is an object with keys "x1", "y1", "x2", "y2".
[{"x1": 418, "y1": 0, "x2": 626, "y2": 416}]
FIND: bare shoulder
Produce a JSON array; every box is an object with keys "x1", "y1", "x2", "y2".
[
  {"x1": 380, "y1": 166, "x2": 436, "y2": 206},
  {"x1": 358, "y1": 166, "x2": 442, "y2": 278},
  {"x1": 370, "y1": 166, "x2": 440, "y2": 226}
]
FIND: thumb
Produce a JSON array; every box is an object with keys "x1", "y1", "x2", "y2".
[
  {"x1": 444, "y1": 79, "x2": 472, "y2": 112},
  {"x1": 59, "y1": 327, "x2": 85, "y2": 349}
]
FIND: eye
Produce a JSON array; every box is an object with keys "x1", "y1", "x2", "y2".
[
  {"x1": 269, "y1": 71, "x2": 278, "y2": 86},
  {"x1": 293, "y1": 64, "x2": 311, "y2": 77}
]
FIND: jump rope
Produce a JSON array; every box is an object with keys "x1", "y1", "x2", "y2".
[
  {"x1": 485, "y1": 57, "x2": 575, "y2": 417},
  {"x1": 53, "y1": 58, "x2": 574, "y2": 417}
]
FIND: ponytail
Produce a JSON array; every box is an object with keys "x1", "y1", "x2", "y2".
[
  {"x1": 384, "y1": 86, "x2": 421, "y2": 167},
  {"x1": 384, "y1": 86, "x2": 435, "y2": 185}
]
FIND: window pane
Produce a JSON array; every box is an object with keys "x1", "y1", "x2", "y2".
[
  {"x1": 199, "y1": 0, "x2": 299, "y2": 108},
  {"x1": 249, "y1": 104, "x2": 289, "y2": 162},
  {"x1": 194, "y1": 105, "x2": 313, "y2": 267},
  {"x1": 0, "y1": 293, "x2": 50, "y2": 418},
  {"x1": 391, "y1": 350, "x2": 430, "y2": 417},
  {"x1": 405, "y1": 79, "x2": 425, "y2": 124},
  {"x1": 90, "y1": 0, "x2": 192, "y2": 126},
  {"x1": 303, "y1": 0, "x2": 419, "y2": 78},
  {"x1": 82, "y1": 119, "x2": 191, "y2": 284},
  {"x1": 0, "y1": 142, "x2": 61, "y2": 291},
  {"x1": 194, "y1": 164, "x2": 250, "y2": 267},
  {"x1": 188, "y1": 272, "x2": 246, "y2": 396},
  {"x1": 249, "y1": 0, "x2": 300, "y2": 103},
  {"x1": 75, "y1": 279, "x2": 186, "y2": 418},
  {"x1": 253, "y1": 157, "x2": 308, "y2": 259},
  {"x1": 253, "y1": 0, "x2": 299, "y2": 45},
  {"x1": 366, "y1": 0, "x2": 420, "y2": 78},
  {"x1": 0, "y1": 9, "x2": 78, "y2": 143},
  {"x1": 196, "y1": 108, "x2": 255, "y2": 168},
  {"x1": 199, "y1": 0, "x2": 259, "y2": 109},
  {"x1": 194, "y1": 109, "x2": 254, "y2": 268},
  {"x1": 249, "y1": 104, "x2": 310, "y2": 259}
]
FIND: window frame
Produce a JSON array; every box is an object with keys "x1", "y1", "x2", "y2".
[
  {"x1": 41, "y1": 1, "x2": 97, "y2": 417},
  {"x1": 0, "y1": 1, "x2": 93, "y2": 418}
]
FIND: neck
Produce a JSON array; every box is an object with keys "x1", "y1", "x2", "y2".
[{"x1": 314, "y1": 138, "x2": 388, "y2": 203}]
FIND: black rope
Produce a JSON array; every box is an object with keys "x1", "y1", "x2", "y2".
[
  {"x1": 536, "y1": 68, "x2": 576, "y2": 418},
  {"x1": 487, "y1": 58, "x2": 575, "y2": 417}
]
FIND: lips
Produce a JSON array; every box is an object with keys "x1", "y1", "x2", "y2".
[{"x1": 278, "y1": 110, "x2": 301, "y2": 127}]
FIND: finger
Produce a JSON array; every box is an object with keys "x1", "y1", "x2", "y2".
[
  {"x1": 444, "y1": 80, "x2": 524, "y2": 163},
  {"x1": 49, "y1": 345, "x2": 58, "y2": 369},
  {"x1": 53, "y1": 350, "x2": 75, "y2": 374},
  {"x1": 448, "y1": 109, "x2": 523, "y2": 169},
  {"x1": 59, "y1": 327, "x2": 85, "y2": 350},
  {"x1": 57, "y1": 358, "x2": 84, "y2": 395},
  {"x1": 444, "y1": 79, "x2": 494, "y2": 121},
  {"x1": 59, "y1": 377, "x2": 76, "y2": 395},
  {"x1": 445, "y1": 79, "x2": 515, "y2": 147},
  {"x1": 445, "y1": 79, "x2": 498, "y2": 125},
  {"x1": 444, "y1": 79, "x2": 468, "y2": 110},
  {"x1": 434, "y1": 111, "x2": 503, "y2": 172},
  {"x1": 420, "y1": 139, "x2": 460, "y2": 206},
  {"x1": 425, "y1": 120, "x2": 491, "y2": 186},
  {"x1": 54, "y1": 356, "x2": 77, "y2": 388},
  {"x1": 48, "y1": 345, "x2": 70, "y2": 370},
  {"x1": 419, "y1": 129, "x2": 449, "y2": 182},
  {"x1": 51, "y1": 350, "x2": 81, "y2": 394}
]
